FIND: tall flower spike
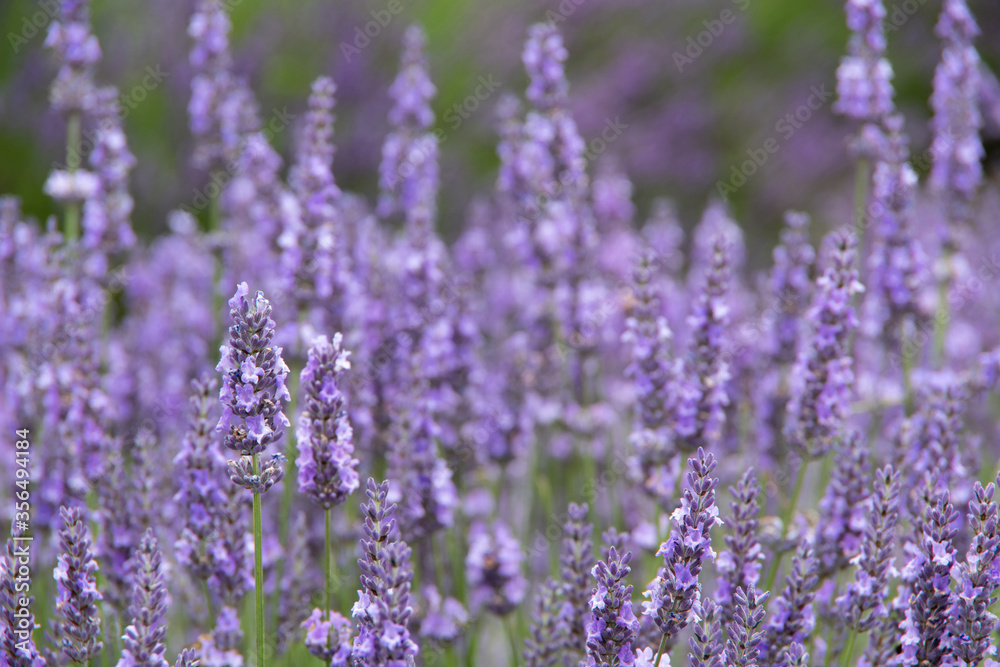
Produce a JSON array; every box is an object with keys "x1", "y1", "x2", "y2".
[
  {"x1": 838, "y1": 465, "x2": 902, "y2": 633},
  {"x1": 296, "y1": 333, "x2": 359, "y2": 509},
  {"x1": 761, "y1": 542, "x2": 819, "y2": 666},
  {"x1": 54, "y1": 506, "x2": 103, "y2": 663},
  {"x1": 898, "y1": 481, "x2": 958, "y2": 667},
  {"x1": 216, "y1": 283, "x2": 290, "y2": 492},
  {"x1": 768, "y1": 211, "x2": 815, "y2": 365},
  {"x1": 45, "y1": 0, "x2": 101, "y2": 114},
  {"x1": 174, "y1": 378, "x2": 227, "y2": 582},
  {"x1": 559, "y1": 502, "x2": 595, "y2": 649},
  {"x1": 523, "y1": 23, "x2": 569, "y2": 111},
  {"x1": 352, "y1": 479, "x2": 419, "y2": 665},
  {"x1": 724, "y1": 587, "x2": 768, "y2": 667},
  {"x1": 949, "y1": 478, "x2": 1000, "y2": 665},
  {"x1": 930, "y1": 0, "x2": 983, "y2": 223},
  {"x1": 688, "y1": 598, "x2": 724, "y2": 667},
  {"x1": 864, "y1": 114, "x2": 931, "y2": 338},
  {"x1": 814, "y1": 430, "x2": 870, "y2": 577},
  {"x1": 715, "y1": 469, "x2": 762, "y2": 627},
  {"x1": 523, "y1": 578, "x2": 569, "y2": 667},
  {"x1": 784, "y1": 231, "x2": 864, "y2": 459},
  {"x1": 466, "y1": 520, "x2": 527, "y2": 616},
  {"x1": 2, "y1": 532, "x2": 44, "y2": 666},
  {"x1": 676, "y1": 237, "x2": 730, "y2": 454},
  {"x1": 623, "y1": 251, "x2": 677, "y2": 502},
  {"x1": 117, "y1": 529, "x2": 169, "y2": 667},
  {"x1": 378, "y1": 25, "x2": 438, "y2": 226},
  {"x1": 584, "y1": 548, "x2": 640, "y2": 667},
  {"x1": 834, "y1": 0, "x2": 894, "y2": 126},
  {"x1": 643, "y1": 448, "x2": 720, "y2": 647}
]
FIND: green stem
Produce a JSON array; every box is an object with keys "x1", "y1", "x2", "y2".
[
  {"x1": 325, "y1": 508, "x2": 335, "y2": 612},
  {"x1": 252, "y1": 454, "x2": 266, "y2": 667},
  {"x1": 64, "y1": 112, "x2": 81, "y2": 243},
  {"x1": 842, "y1": 629, "x2": 858, "y2": 667},
  {"x1": 853, "y1": 158, "x2": 870, "y2": 258},
  {"x1": 901, "y1": 319, "x2": 914, "y2": 415},
  {"x1": 764, "y1": 460, "x2": 809, "y2": 594},
  {"x1": 934, "y1": 249, "x2": 952, "y2": 367},
  {"x1": 653, "y1": 633, "x2": 668, "y2": 667},
  {"x1": 505, "y1": 615, "x2": 521, "y2": 667},
  {"x1": 203, "y1": 579, "x2": 215, "y2": 626}
]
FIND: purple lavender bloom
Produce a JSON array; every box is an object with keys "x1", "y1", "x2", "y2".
[
  {"x1": 778, "y1": 643, "x2": 809, "y2": 666},
  {"x1": 466, "y1": 520, "x2": 527, "y2": 616},
  {"x1": 815, "y1": 430, "x2": 870, "y2": 577},
  {"x1": 174, "y1": 378, "x2": 228, "y2": 582},
  {"x1": 864, "y1": 115, "x2": 932, "y2": 339},
  {"x1": 675, "y1": 238, "x2": 730, "y2": 454},
  {"x1": 196, "y1": 605, "x2": 243, "y2": 666},
  {"x1": 559, "y1": 502, "x2": 595, "y2": 649},
  {"x1": 761, "y1": 543, "x2": 818, "y2": 665},
  {"x1": 715, "y1": 470, "x2": 762, "y2": 627},
  {"x1": 97, "y1": 446, "x2": 151, "y2": 613},
  {"x1": 767, "y1": 212, "x2": 815, "y2": 365},
  {"x1": 117, "y1": 529, "x2": 169, "y2": 667},
  {"x1": 282, "y1": 76, "x2": 345, "y2": 321},
  {"x1": 207, "y1": 484, "x2": 253, "y2": 608},
  {"x1": 834, "y1": 0, "x2": 894, "y2": 124},
  {"x1": 296, "y1": 333, "x2": 359, "y2": 509},
  {"x1": 688, "y1": 598, "x2": 724, "y2": 667},
  {"x1": 904, "y1": 380, "x2": 968, "y2": 500},
  {"x1": 523, "y1": 578, "x2": 569, "y2": 667},
  {"x1": 930, "y1": 0, "x2": 983, "y2": 222},
  {"x1": 523, "y1": 23, "x2": 568, "y2": 111},
  {"x1": 898, "y1": 482, "x2": 958, "y2": 667},
  {"x1": 217, "y1": 283, "x2": 290, "y2": 492},
  {"x1": 188, "y1": 0, "x2": 258, "y2": 169},
  {"x1": 584, "y1": 548, "x2": 639, "y2": 667},
  {"x1": 417, "y1": 585, "x2": 468, "y2": 644},
  {"x1": 82, "y1": 87, "x2": 137, "y2": 270},
  {"x1": 378, "y1": 25, "x2": 438, "y2": 225},
  {"x1": 643, "y1": 448, "x2": 720, "y2": 647},
  {"x1": 784, "y1": 231, "x2": 864, "y2": 459},
  {"x1": 838, "y1": 465, "x2": 902, "y2": 633},
  {"x1": 54, "y1": 506, "x2": 103, "y2": 663},
  {"x1": 301, "y1": 608, "x2": 353, "y2": 665},
  {"x1": 173, "y1": 649, "x2": 198, "y2": 667},
  {"x1": 950, "y1": 478, "x2": 1000, "y2": 664},
  {"x1": 1, "y1": 533, "x2": 44, "y2": 666},
  {"x1": 352, "y1": 479, "x2": 419, "y2": 665},
  {"x1": 724, "y1": 587, "x2": 769, "y2": 667},
  {"x1": 45, "y1": 0, "x2": 101, "y2": 114},
  {"x1": 623, "y1": 251, "x2": 677, "y2": 502}
]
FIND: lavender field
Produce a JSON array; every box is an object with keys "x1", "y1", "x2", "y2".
[{"x1": 2, "y1": 0, "x2": 1000, "y2": 665}]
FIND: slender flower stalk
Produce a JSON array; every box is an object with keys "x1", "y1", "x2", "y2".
[
  {"x1": 643, "y1": 448, "x2": 720, "y2": 652},
  {"x1": 761, "y1": 543, "x2": 819, "y2": 666},
  {"x1": 724, "y1": 587, "x2": 768, "y2": 667},
  {"x1": 715, "y1": 469, "x2": 762, "y2": 627},
  {"x1": 523, "y1": 578, "x2": 569, "y2": 667},
  {"x1": 584, "y1": 548, "x2": 639, "y2": 666},
  {"x1": 54, "y1": 506, "x2": 103, "y2": 664},
  {"x1": 117, "y1": 529, "x2": 169, "y2": 667},
  {"x1": 216, "y1": 283, "x2": 291, "y2": 667},
  {"x1": 688, "y1": 598, "x2": 724, "y2": 667},
  {"x1": 559, "y1": 502, "x2": 595, "y2": 649}
]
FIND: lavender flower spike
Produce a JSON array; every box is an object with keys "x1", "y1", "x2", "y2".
[
  {"x1": 724, "y1": 587, "x2": 769, "y2": 667},
  {"x1": 676, "y1": 238, "x2": 730, "y2": 454},
  {"x1": 45, "y1": 0, "x2": 102, "y2": 114},
  {"x1": 784, "y1": 231, "x2": 864, "y2": 459},
  {"x1": 643, "y1": 448, "x2": 721, "y2": 647},
  {"x1": 173, "y1": 649, "x2": 199, "y2": 667},
  {"x1": 523, "y1": 578, "x2": 569, "y2": 667},
  {"x1": 584, "y1": 547, "x2": 640, "y2": 667},
  {"x1": 688, "y1": 598, "x2": 724, "y2": 667},
  {"x1": 715, "y1": 469, "x2": 762, "y2": 627},
  {"x1": 834, "y1": 0, "x2": 894, "y2": 124},
  {"x1": 117, "y1": 529, "x2": 169, "y2": 667},
  {"x1": 296, "y1": 333, "x2": 359, "y2": 509},
  {"x1": 930, "y1": 0, "x2": 983, "y2": 222},
  {"x1": 54, "y1": 506, "x2": 103, "y2": 663},
  {"x1": 466, "y1": 520, "x2": 527, "y2": 616},
  {"x1": 352, "y1": 479, "x2": 419, "y2": 665},
  {"x1": 950, "y1": 478, "x2": 1000, "y2": 665},
  {"x1": 838, "y1": 465, "x2": 901, "y2": 633},
  {"x1": 217, "y1": 282, "x2": 291, "y2": 493}
]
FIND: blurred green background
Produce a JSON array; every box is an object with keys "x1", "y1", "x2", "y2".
[{"x1": 1, "y1": 0, "x2": 998, "y2": 265}]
